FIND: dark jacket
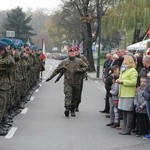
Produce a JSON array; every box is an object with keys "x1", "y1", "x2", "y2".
[{"x1": 105, "y1": 74, "x2": 113, "y2": 97}]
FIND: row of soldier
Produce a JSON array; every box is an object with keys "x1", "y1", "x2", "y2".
[{"x1": 0, "y1": 41, "x2": 45, "y2": 136}]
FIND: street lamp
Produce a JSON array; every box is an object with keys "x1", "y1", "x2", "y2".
[{"x1": 96, "y1": 0, "x2": 103, "y2": 78}]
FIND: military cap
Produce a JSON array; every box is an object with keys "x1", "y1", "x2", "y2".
[
  {"x1": 1, "y1": 38, "x2": 12, "y2": 45},
  {"x1": 23, "y1": 43, "x2": 29, "y2": 48},
  {"x1": 68, "y1": 46, "x2": 76, "y2": 52},
  {"x1": 0, "y1": 41, "x2": 9, "y2": 48},
  {"x1": 1, "y1": 38, "x2": 14, "y2": 48},
  {"x1": 0, "y1": 43, "x2": 6, "y2": 51}
]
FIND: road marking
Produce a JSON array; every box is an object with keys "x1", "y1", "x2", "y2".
[
  {"x1": 21, "y1": 108, "x2": 28, "y2": 114},
  {"x1": 49, "y1": 66, "x2": 52, "y2": 71},
  {"x1": 30, "y1": 96, "x2": 35, "y2": 101},
  {"x1": 39, "y1": 84, "x2": 42, "y2": 87},
  {"x1": 35, "y1": 89, "x2": 39, "y2": 92},
  {"x1": 5, "y1": 127, "x2": 17, "y2": 139}
]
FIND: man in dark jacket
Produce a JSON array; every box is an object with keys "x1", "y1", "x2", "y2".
[{"x1": 142, "y1": 55, "x2": 150, "y2": 139}]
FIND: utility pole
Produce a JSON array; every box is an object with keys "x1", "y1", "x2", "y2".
[{"x1": 96, "y1": 0, "x2": 103, "y2": 78}]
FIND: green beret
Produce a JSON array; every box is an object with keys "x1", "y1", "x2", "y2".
[
  {"x1": 0, "y1": 41, "x2": 9, "y2": 48},
  {"x1": 1, "y1": 38, "x2": 15, "y2": 48}
]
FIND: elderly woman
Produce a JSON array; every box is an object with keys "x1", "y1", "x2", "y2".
[{"x1": 116, "y1": 55, "x2": 138, "y2": 135}]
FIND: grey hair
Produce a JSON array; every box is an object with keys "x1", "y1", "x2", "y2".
[{"x1": 143, "y1": 55, "x2": 150, "y2": 62}]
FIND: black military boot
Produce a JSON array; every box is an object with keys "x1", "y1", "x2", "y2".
[
  {"x1": 1, "y1": 117, "x2": 13, "y2": 127},
  {"x1": 75, "y1": 103, "x2": 79, "y2": 112},
  {"x1": 0, "y1": 128, "x2": 7, "y2": 136},
  {"x1": 71, "y1": 109, "x2": 76, "y2": 117},
  {"x1": 17, "y1": 102, "x2": 25, "y2": 109},
  {"x1": 64, "y1": 109, "x2": 69, "y2": 117},
  {"x1": 0, "y1": 124, "x2": 9, "y2": 132}
]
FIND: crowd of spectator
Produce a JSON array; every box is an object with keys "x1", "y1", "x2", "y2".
[{"x1": 100, "y1": 41, "x2": 150, "y2": 139}]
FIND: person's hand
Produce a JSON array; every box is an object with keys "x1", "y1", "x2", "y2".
[
  {"x1": 73, "y1": 68, "x2": 83, "y2": 74},
  {"x1": 116, "y1": 79, "x2": 123, "y2": 84},
  {"x1": 46, "y1": 78, "x2": 51, "y2": 82},
  {"x1": 147, "y1": 72, "x2": 150, "y2": 78},
  {"x1": 73, "y1": 68, "x2": 80, "y2": 74},
  {"x1": 54, "y1": 78, "x2": 60, "y2": 83},
  {"x1": 139, "y1": 105, "x2": 144, "y2": 110}
]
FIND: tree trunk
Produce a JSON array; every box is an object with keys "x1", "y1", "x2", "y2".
[
  {"x1": 86, "y1": 41, "x2": 95, "y2": 72},
  {"x1": 132, "y1": 28, "x2": 141, "y2": 44},
  {"x1": 83, "y1": 22, "x2": 95, "y2": 72}
]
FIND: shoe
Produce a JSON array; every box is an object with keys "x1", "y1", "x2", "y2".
[
  {"x1": 99, "y1": 110, "x2": 107, "y2": 113},
  {"x1": 105, "y1": 115, "x2": 110, "y2": 118},
  {"x1": 0, "y1": 128, "x2": 7, "y2": 136},
  {"x1": 0, "y1": 123, "x2": 10, "y2": 129},
  {"x1": 116, "y1": 126, "x2": 122, "y2": 130},
  {"x1": 132, "y1": 129, "x2": 137, "y2": 134},
  {"x1": 136, "y1": 134, "x2": 142, "y2": 137},
  {"x1": 6, "y1": 115, "x2": 13, "y2": 120},
  {"x1": 75, "y1": 108, "x2": 79, "y2": 112},
  {"x1": 143, "y1": 133, "x2": 150, "y2": 139},
  {"x1": 121, "y1": 129, "x2": 131, "y2": 135},
  {"x1": 64, "y1": 110, "x2": 69, "y2": 117},
  {"x1": 17, "y1": 104, "x2": 25, "y2": 109},
  {"x1": 121, "y1": 132, "x2": 131, "y2": 135},
  {"x1": 119, "y1": 132, "x2": 123, "y2": 135},
  {"x1": 0, "y1": 125, "x2": 9, "y2": 132},
  {"x1": 111, "y1": 123, "x2": 120, "y2": 128},
  {"x1": 71, "y1": 110, "x2": 76, "y2": 117},
  {"x1": 106, "y1": 123, "x2": 114, "y2": 126}
]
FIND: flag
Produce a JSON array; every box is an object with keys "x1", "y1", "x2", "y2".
[
  {"x1": 41, "y1": 53, "x2": 46, "y2": 61},
  {"x1": 147, "y1": 28, "x2": 150, "y2": 35}
]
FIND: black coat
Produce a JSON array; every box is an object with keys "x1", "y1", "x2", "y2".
[{"x1": 105, "y1": 74, "x2": 113, "y2": 97}]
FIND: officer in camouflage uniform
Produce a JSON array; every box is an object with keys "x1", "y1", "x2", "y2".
[
  {"x1": 46, "y1": 47, "x2": 88, "y2": 117},
  {"x1": 55, "y1": 46, "x2": 90, "y2": 112},
  {"x1": 0, "y1": 44, "x2": 15, "y2": 135}
]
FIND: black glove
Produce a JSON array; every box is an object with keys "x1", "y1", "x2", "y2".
[
  {"x1": 54, "y1": 77, "x2": 60, "y2": 83},
  {"x1": 74, "y1": 68, "x2": 80, "y2": 73},
  {"x1": 73, "y1": 68, "x2": 83, "y2": 74},
  {"x1": 46, "y1": 78, "x2": 51, "y2": 82}
]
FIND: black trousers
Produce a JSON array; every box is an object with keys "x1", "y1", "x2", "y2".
[
  {"x1": 103, "y1": 90, "x2": 110, "y2": 112},
  {"x1": 136, "y1": 113, "x2": 149, "y2": 136}
]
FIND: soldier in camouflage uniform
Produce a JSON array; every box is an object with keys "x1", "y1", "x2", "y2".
[
  {"x1": 46, "y1": 47, "x2": 88, "y2": 117},
  {"x1": 0, "y1": 44, "x2": 15, "y2": 135},
  {"x1": 55, "y1": 46, "x2": 90, "y2": 112}
]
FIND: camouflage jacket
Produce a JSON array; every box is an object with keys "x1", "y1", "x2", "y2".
[
  {"x1": 50, "y1": 57, "x2": 88, "y2": 84},
  {"x1": 0, "y1": 54, "x2": 15, "y2": 90}
]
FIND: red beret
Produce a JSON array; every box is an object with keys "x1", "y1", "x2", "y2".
[{"x1": 68, "y1": 47, "x2": 76, "y2": 52}]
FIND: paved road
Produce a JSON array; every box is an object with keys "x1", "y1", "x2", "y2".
[{"x1": 0, "y1": 59, "x2": 149, "y2": 150}]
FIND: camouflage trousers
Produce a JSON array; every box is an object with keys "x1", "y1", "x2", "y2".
[
  {"x1": 15, "y1": 81, "x2": 22, "y2": 105},
  {"x1": 64, "y1": 82, "x2": 83, "y2": 110},
  {"x1": 6, "y1": 89, "x2": 11, "y2": 111},
  {"x1": 0, "y1": 90, "x2": 7, "y2": 120}
]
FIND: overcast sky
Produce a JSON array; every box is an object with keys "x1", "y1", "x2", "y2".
[{"x1": 0, "y1": 0, "x2": 62, "y2": 11}]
